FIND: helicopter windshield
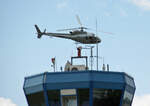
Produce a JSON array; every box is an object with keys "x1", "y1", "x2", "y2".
[{"x1": 87, "y1": 33, "x2": 95, "y2": 36}]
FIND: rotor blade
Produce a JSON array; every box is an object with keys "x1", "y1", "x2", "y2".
[
  {"x1": 76, "y1": 15, "x2": 82, "y2": 27},
  {"x1": 56, "y1": 28, "x2": 79, "y2": 31},
  {"x1": 57, "y1": 27, "x2": 89, "y2": 32},
  {"x1": 99, "y1": 30, "x2": 114, "y2": 35}
]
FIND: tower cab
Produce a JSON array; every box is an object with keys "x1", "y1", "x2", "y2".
[{"x1": 23, "y1": 71, "x2": 135, "y2": 106}]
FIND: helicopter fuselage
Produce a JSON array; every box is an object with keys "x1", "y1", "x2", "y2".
[
  {"x1": 45, "y1": 31, "x2": 101, "y2": 44},
  {"x1": 35, "y1": 24, "x2": 101, "y2": 44}
]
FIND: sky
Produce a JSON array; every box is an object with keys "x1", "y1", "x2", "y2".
[{"x1": 0, "y1": 0, "x2": 150, "y2": 106}]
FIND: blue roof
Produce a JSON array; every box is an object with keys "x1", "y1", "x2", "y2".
[{"x1": 23, "y1": 71, "x2": 136, "y2": 95}]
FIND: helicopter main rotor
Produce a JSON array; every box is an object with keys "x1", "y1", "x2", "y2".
[
  {"x1": 57, "y1": 15, "x2": 89, "y2": 32},
  {"x1": 56, "y1": 15, "x2": 114, "y2": 36}
]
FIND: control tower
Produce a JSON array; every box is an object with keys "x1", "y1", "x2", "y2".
[{"x1": 23, "y1": 71, "x2": 135, "y2": 106}]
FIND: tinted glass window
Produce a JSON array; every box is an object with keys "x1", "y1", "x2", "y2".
[
  {"x1": 125, "y1": 76, "x2": 135, "y2": 87},
  {"x1": 77, "y1": 89, "x2": 89, "y2": 106},
  {"x1": 62, "y1": 96, "x2": 77, "y2": 106},
  {"x1": 93, "y1": 89, "x2": 122, "y2": 106},
  {"x1": 47, "y1": 90, "x2": 60, "y2": 106},
  {"x1": 26, "y1": 92, "x2": 46, "y2": 106},
  {"x1": 122, "y1": 91, "x2": 133, "y2": 106}
]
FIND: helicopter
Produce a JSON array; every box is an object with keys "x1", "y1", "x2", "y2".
[{"x1": 35, "y1": 16, "x2": 101, "y2": 44}]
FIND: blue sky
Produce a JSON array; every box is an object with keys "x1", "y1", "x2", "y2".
[{"x1": 0, "y1": 0, "x2": 150, "y2": 106}]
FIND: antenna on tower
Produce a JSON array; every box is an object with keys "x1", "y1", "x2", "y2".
[{"x1": 96, "y1": 18, "x2": 99, "y2": 71}]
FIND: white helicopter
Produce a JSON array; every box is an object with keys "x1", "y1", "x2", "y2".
[{"x1": 35, "y1": 16, "x2": 101, "y2": 44}]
